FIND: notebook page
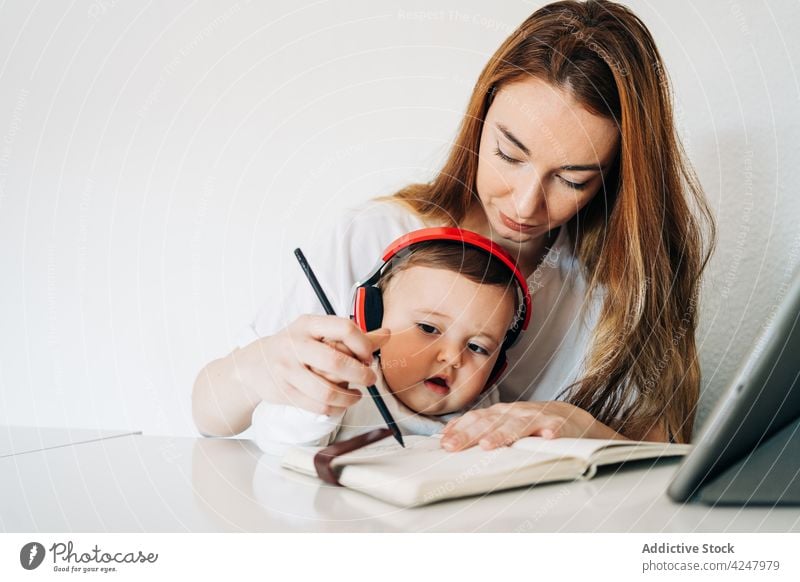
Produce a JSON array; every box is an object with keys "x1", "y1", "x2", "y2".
[
  {"x1": 511, "y1": 437, "x2": 639, "y2": 461},
  {"x1": 282, "y1": 434, "x2": 588, "y2": 505},
  {"x1": 511, "y1": 437, "x2": 691, "y2": 465},
  {"x1": 282, "y1": 435, "x2": 600, "y2": 505}
]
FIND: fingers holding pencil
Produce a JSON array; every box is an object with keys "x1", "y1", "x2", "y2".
[
  {"x1": 294, "y1": 247, "x2": 403, "y2": 447},
  {"x1": 276, "y1": 315, "x2": 391, "y2": 414},
  {"x1": 302, "y1": 315, "x2": 390, "y2": 365},
  {"x1": 312, "y1": 332, "x2": 391, "y2": 387}
]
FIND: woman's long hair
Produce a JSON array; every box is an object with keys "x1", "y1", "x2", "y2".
[{"x1": 389, "y1": 0, "x2": 716, "y2": 443}]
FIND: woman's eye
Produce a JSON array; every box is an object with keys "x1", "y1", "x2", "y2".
[
  {"x1": 557, "y1": 175, "x2": 588, "y2": 190},
  {"x1": 494, "y1": 146, "x2": 522, "y2": 165},
  {"x1": 467, "y1": 342, "x2": 489, "y2": 356},
  {"x1": 417, "y1": 323, "x2": 440, "y2": 335}
]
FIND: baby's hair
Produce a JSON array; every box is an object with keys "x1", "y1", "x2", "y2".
[{"x1": 377, "y1": 241, "x2": 519, "y2": 310}]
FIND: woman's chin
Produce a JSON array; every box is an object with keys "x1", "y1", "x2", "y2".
[
  {"x1": 497, "y1": 220, "x2": 543, "y2": 242},
  {"x1": 484, "y1": 220, "x2": 533, "y2": 245}
]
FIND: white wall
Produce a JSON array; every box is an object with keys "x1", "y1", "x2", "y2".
[{"x1": 0, "y1": 0, "x2": 798, "y2": 437}]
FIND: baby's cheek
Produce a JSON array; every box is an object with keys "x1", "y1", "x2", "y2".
[
  {"x1": 380, "y1": 341, "x2": 421, "y2": 391},
  {"x1": 456, "y1": 361, "x2": 495, "y2": 401},
  {"x1": 451, "y1": 384, "x2": 484, "y2": 410},
  {"x1": 380, "y1": 363, "x2": 404, "y2": 393}
]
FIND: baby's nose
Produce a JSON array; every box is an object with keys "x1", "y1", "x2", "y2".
[{"x1": 437, "y1": 344, "x2": 462, "y2": 369}]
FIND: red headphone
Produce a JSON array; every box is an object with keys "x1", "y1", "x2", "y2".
[{"x1": 351, "y1": 227, "x2": 531, "y2": 389}]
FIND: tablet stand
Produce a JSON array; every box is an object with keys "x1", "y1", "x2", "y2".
[{"x1": 697, "y1": 415, "x2": 800, "y2": 506}]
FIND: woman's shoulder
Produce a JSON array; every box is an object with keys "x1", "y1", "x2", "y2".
[
  {"x1": 329, "y1": 198, "x2": 431, "y2": 260},
  {"x1": 336, "y1": 198, "x2": 430, "y2": 233},
  {"x1": 304, "y1": 198, "x2": 433, "y2": 306}
]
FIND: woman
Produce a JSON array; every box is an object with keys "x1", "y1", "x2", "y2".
[{"x1": 192, "y1": 0, "x2": 715, "y2": 450}]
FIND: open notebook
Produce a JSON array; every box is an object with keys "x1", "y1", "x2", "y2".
[{"x1": 281, "y1": 434, "x2": 691, "y2": 507}]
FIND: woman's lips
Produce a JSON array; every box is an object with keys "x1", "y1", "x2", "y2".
[
  {"x1": 424, "y1": 377, "x2": 450, "y2": 396},
  {"x1": 499, "y1": 211, "x2": 537, "y2": 232}
]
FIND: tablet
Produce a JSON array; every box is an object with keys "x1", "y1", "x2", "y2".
[{"x1": 667, "y1": 268, "x2": 800, "y2": 505}]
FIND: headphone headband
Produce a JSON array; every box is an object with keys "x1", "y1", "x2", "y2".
[
  {"x1": 351, "y1": 227, "x2": 532, "y2": 391},
  {"x1": 356, "y1": 227, "x2": 531, "y2": 340}
]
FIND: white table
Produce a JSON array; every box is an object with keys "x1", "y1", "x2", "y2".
[
  {"x1": 1, "y1": 430, "x2": 798, "y2": 532},
  {"x1": 0, "y1": 425, "x2": 139, "y2": 458}
]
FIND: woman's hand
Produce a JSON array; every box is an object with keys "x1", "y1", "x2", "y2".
[
  {"x1": 439, "y1": 401, "x2": 627, "y2": 451},
  {"x1": 192, "y1": 315, "x2": 390, "y2": 436},
  {"x1": 254, "y1": 314, "x2": 391, "y2": 415}
]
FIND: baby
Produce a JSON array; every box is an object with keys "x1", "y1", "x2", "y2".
[{"x1": 253, "y1": 229, "x2": 529, "y2": 453}]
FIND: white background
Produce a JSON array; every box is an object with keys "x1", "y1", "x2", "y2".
[{"x1": 0, "y1": 0, "x2": 798, "y2": 438}]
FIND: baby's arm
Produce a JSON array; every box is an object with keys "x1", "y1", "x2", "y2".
[{"x1": 252, "y1": 402, "x2": 345, "y2": 455}]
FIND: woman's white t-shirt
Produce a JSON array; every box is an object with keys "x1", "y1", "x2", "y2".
[{"x1": 240, "y1": 200, "x2": 604, "y2": 453}]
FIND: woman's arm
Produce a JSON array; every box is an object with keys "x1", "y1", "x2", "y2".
[
  {"x1": 192, "y1": 347, "x2": 263, "y2": 437},
  {"x1": 191, "y1": 316, "x2": 387, "y2": 437},
  {"x1": 192, "y1": 201, "x2": 425, "y2": 437}
]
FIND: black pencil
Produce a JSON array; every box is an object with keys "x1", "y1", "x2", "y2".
[{"x1": 294, "y1": 248, "x2": 405, "y2": 448}]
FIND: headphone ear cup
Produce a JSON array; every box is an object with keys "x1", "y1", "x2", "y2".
[
  {"x1": 504, "y1": 301, "x2": 526, "y2": 349},
  {"x1": 484, "y1": 350, "x2": 508, "y2": 391},
  {"x1": 353, "y1": 285, "x2": 384, "y2": 332}
]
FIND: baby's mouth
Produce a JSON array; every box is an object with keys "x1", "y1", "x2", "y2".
[{"x1": 423, "y1": 376, "x2": 450, "y2": 396}]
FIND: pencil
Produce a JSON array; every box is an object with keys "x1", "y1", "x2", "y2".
[{"x1": 294, "y1": 248, "x2": 405, "y2": 448}]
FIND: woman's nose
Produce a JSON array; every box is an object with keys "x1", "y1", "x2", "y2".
[{"x1": 512, "y1": 170, "x2": 546, "y2": 220}]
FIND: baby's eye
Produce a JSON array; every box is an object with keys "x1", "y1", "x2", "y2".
[
  {"x1": 417, "y1": 322, "x2": 440, "y2": 335},
  {"x1": 467, "y1": 342, "x2": 489, "y2": 356}
]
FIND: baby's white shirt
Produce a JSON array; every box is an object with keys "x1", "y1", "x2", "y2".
[{"x1": 253, "y1": 360, "x2": 499, "y2": 455}]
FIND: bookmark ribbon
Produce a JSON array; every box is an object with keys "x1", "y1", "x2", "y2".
[{"x1": 313, "y1": 428, "x2": 393, "y2": 486}]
